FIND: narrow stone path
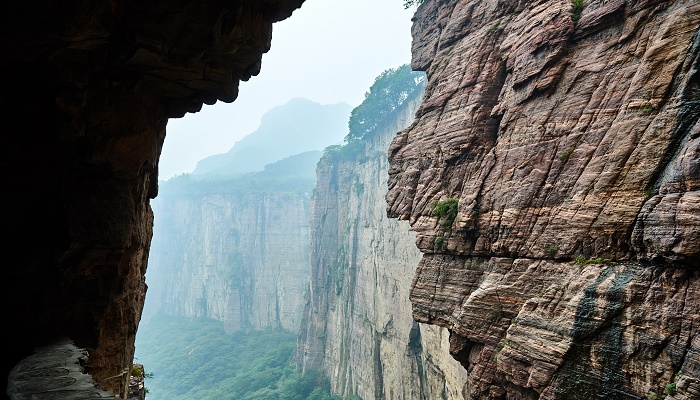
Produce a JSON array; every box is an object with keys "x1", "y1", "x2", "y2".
[{"x1": 7, "y1": 339, "x2": 119, "y2": 400}]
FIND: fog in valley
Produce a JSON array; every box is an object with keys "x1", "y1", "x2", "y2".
[{"x1": 133, "y1": 1, "x2": 463, "y2": 399}]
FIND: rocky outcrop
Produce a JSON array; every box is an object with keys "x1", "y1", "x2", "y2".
[
  {"x1": 7, "y1": 339, "x2": 119, "y2": 400},
  {"x1": 387, "y1": 0, "x2": 700, "y2": 398},
  {"x1": 145, "y1": 178, "x2": 313, "y2": 333},
  {"x1": 1, "y1": 0, "x2": 304, "y2": 396},
  {"x1": 296, "y1": 88, "x2": 469, "y2": 399}
]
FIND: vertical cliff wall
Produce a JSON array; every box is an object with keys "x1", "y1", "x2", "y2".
[
  {"x1": 145, "y1": 178, "x2": 313, "y2": 333},
  {"x1": 296, "y1": 88, "x2": 469, "y2": 399},
  {"x1": 387, "y1": 0, "x2": 700, "y2": 399}
]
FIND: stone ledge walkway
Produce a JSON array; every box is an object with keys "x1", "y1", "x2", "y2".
[{"x1": 7, "y1": 338, "x2": 119, "y2": 400}]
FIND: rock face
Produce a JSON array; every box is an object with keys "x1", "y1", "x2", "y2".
[
  {"x1": 296, "y1": 89, "x2": 469, "y2": 399},
  {"x1": 387, "y1": 0, "x2": 700, "y2": 399},
  {"x1": 145, "y1": 182, "x2": 313, "y2": 333},
  {"x1": 0, "y1": 0, "x2": 304, "y2": 396},
  {"x1": 7, "y1": 340, "x2": 119, "y2": 400}
]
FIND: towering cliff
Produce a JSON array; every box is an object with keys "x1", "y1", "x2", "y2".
[
  {"x1": 296, "y1": 71, "x2": 469, "y2": 399},
  {"x1": 387, "y1": 1, "x2": 700, "y2": 399},
  {"x1": 145, "y1": 155, "x2": 316, "y2": 333}
]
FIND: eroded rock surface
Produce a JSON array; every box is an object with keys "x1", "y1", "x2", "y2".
[
  {"x1": 1, "y1": 0, "x2": 304, "y2": 396},
  {"x1": 296, "y1": 91, "x2": 469, "y2": 399},
  {"x1": 388, "y1": 0, "x2": 700, "y2": 398}
]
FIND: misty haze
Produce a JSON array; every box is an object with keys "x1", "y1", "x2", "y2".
[{"x1": 5, "y1": 0, "x2": 695, "y2": 399}]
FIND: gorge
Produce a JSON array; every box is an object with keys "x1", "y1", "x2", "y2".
[
  {"x1": 139, "y1": 65, "x2": 469, "y2": 399},
  {"x1": 3, "y1": 1, "x2": 699, "y2": 399}
]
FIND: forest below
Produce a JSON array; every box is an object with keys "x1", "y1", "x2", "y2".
[{"x1": 135, "y1": 314, "x2": 360, "y2": 400}]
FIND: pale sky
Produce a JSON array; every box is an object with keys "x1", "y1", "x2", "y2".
[{"x1": 159, "y1": 0, "x2": 417, "y2": 180}]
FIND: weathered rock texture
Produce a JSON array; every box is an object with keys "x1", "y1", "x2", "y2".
[
  {"x1": 296, "y1": 90, "x2": 469, "y2": 399},
  {"x1": 7, "y1": 339, "x2": 119, "y2": 400},
  {"x1": 387, "y1": 0, "x2": 700, "y2": 399},
  {"x1": 145, "y1": 185, "x2": 312, "y2": 333},
  {"x1": 0, "y1": 0, "x2": 304, "y2": 396}
]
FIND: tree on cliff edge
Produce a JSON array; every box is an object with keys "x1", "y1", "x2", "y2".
[{"x1": 346, "y1": 64, "x2": 425, "y2": 143}]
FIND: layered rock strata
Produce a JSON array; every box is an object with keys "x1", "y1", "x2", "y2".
[
  {"x1": 387, "y1": 0, "x2": 700, "y2": 398},
  {"x1": 296, "y1": 90, "x2": 469, "y2": 399},
  {"x1": 1, "y1": 0, "x2": 304, "y2": 396},
  {"x1": 146, "y1": 186, "x2": 312, "y2": 333}
]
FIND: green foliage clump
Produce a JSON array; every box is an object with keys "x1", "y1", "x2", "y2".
[
  {"x1": 322, "y1": 64, "x2": 425, "y2": 162},
  {"x1": 645, "y1": 186, "x2": 655, "y2": 200},
  {"x1": 403, "y1": 0, "x2": 425, "y2": 9},
  {"x1": 571, "y1": 0, "x2": 584, "y2": 24},
  {"x1": 561, "y1": 145, "x2": 575, "y2": 161},
  {"x1": 573, "y1": 256, "x2": 605, "y2": 265},
  {"x1": 130, "y1": 364, "x2": 143, "y2": 378},
  {"x1": 430, "y1": 198, "x2": 459, "y2": 230},
  {"x1": 666, "y1": 382, "x2": 676, "y2": 396},
  {"x1": 637, "y1": 104, "x2": 655, "y2": 114},
  {"x1": 135, "y1": 315, "x2": 346, "y2": 400},
  {"x1": 227, "y1": 252, "x2": 247, "y2": 289},
  {"x1": 434, "y1": 236, "x2": 445, "y2": 247},
  {"x1": 347, "y1": 64, "x2": 425, "y2": 143},
  {"x1": 322, "y1": 141, "x2": 364, "y2": 162}
]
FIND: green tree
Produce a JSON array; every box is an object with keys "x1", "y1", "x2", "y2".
[{"x1": 346, "y1": 64, "x2": 425, "y2": 143}]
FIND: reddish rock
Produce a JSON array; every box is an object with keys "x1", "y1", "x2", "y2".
[{"x1": 388, "y1": 0, "x2": 700, "y2": 398}]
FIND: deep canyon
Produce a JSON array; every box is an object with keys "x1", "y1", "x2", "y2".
[{"x1": 2, "y1": 0, "x2": 699, "y2": 399}]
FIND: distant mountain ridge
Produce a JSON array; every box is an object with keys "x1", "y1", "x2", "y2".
[{"x1": 192, "y1": 98, "x2": 352, "y2": 176}]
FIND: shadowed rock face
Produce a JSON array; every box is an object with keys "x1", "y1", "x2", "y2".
[
  {"x1": 0, "y1": 0, "x2": 304, "y2": 396},
  {"x1": 387, "y1": 0, "x2": 700, "y2": 398}
]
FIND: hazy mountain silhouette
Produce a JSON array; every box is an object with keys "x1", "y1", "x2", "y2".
[{"x1": 192, "y1": 98, "x2": 352, "y2": 176}]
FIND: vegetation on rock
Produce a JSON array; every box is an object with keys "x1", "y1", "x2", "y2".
[
  {"x1": 347, "y1": 64, "x2": 425, "y2": 142},
  {"x1": 403, "y1": 0, "x2": 425, "y2": 9},
  {"x1": 430, "y1": 198, "x2": 459, "y2": 230},
  {"x1": 571, "y1": 0, "x2": 584, "y2": 23},
  {"x1": 325, "y1": 64, "x2": 425, "y2": 161}
]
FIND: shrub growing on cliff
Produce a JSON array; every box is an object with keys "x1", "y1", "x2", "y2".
[
  {"x1": 430, "y1": 198, "x2": 459, "y2": 230},
  {"x1": 434, "y1": 236, "x2": 445, "y2": 248},
  {"x1": 560, "y1": 145, "x2": 575, "y2": 161},
  {"x1": 403, "y1": 0, "x2": 425, "y2": 9},
  {"x1": 571, "y1": 0, "x2": 584, "y2": 24},
  {"x1": 573, "y1": 256, "x2": 605, "y2": 265},
  {"x1": 666, "y1": 382, "x2": 677, "y2": 396}
]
